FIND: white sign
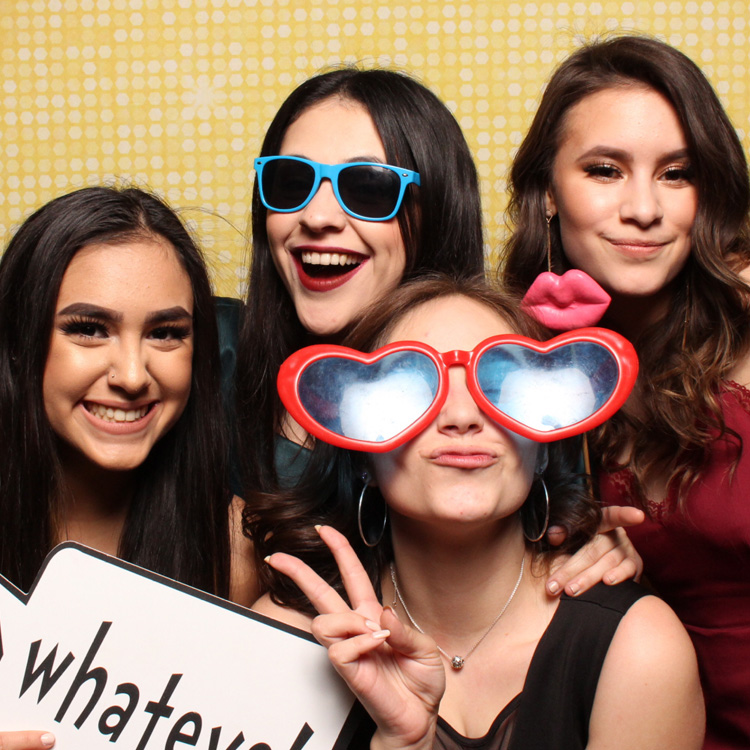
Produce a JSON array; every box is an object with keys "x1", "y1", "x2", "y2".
[{"x1": 0, "y1": 543, "x2": 362, "y2": 750}]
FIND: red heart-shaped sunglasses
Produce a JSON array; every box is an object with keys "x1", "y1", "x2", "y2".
[{"x1": 277, "y1": 328, "x2": 638, "y2": 451}]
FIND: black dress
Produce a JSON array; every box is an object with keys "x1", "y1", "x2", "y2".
[{"x1": 347, "y1": 581, "x2": 649, "y2": 749}]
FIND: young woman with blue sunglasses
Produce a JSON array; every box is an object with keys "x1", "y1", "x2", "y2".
[
  {"x1": 253, "y1": 275, "x2": 703, "y2": 749},
  {"x1": 235, "y1": 68, "x2": 485, "y2": 496}
]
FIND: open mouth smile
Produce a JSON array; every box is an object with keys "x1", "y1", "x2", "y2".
[
  {"x1": 292, "y1": 249, "x2": 368, "y2": 291},
  {"x1": 84, "y1": 402, "x2": 153, "y2": 424}
]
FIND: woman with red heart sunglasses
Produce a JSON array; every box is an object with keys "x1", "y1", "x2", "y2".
[
  {"x1": 252, "y1": 276, "x2": 703, "y2": 749},
  {"x1": 503, "y1": 36, "x2": 750, "y2": 749}
]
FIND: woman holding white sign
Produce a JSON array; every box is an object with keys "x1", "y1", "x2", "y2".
[
  {"x1": 256, "y1": 276, "x2": 703, "y2": 749},
  {"x1": 0, "y1": 186, "x2": 254, "y2": 750}
]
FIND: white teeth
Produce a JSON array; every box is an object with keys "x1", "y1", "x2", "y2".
[
  {"x1": 86, "y1": 403, "x2": 149, "y2": 423},
  {"x1": 300, "y1": 251, "x2": 361, "y2": 266}
]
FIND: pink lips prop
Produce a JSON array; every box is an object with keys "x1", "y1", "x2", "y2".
[{"x1": 522, "y1": 270, "x2": 611, "y2": 331}]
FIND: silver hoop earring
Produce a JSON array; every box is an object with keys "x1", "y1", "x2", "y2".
[
  {"x1": 357, "y1": 474, "x2": 387, "y2": 548},
  {"x1": 523, "y1": 477, "x2": 550, "y2": 543}
]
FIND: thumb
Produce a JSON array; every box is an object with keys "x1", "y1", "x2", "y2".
[{"x1": 380, "y1": 607, "x2": 441, "y2": 663}]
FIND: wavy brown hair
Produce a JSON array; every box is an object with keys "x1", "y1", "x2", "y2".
[
  {"x1": 245, "y1": 275, "x2": 599, "y2": 614},
  {"x1": 501, "y1": 35, "x2": 750, "y2": 508}
]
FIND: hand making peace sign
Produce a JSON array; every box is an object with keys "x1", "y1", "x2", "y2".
[{"x1": 266, "y1": 525, "x2": 445, "y2": 750}]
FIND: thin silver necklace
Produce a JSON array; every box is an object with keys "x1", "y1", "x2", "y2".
[{"x1": 389, "y1": 556, "x2": 525, "y2": 671}]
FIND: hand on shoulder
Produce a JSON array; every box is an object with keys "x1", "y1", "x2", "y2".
[
  {"x1": 588, "y1": 594, "x2": 704, "y2": 749},
  {"x1": 546, "y1": 506, "x2": 645, "y2": 597}
]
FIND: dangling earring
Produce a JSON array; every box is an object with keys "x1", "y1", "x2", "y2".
[
  {"x1": 545, "y1": 212, "x2": 553, "y2": 273},
  {"x1": 357, "y1": 472, "x2": 387, "y2": 547},
  {"x1": 523, "y1": 477, "x2": 550, "y2": 543}
]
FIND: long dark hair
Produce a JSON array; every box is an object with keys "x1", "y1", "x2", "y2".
[
  {"x1": 236, "y1": 67, "x2": 485, "y2": 499},
  {"x1": 502, "y1": 35, "x2": 750, "y2": 506},
  {"x1": 0, "y1": 186, "x2": 231, "y2": 594},
  {"x1": 246, "y1": 275, "x2": 598, "y2": 614}
]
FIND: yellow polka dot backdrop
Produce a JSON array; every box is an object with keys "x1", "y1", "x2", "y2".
[{"x1": 1, "y1": 1, "x2": 748, "y2": 296}]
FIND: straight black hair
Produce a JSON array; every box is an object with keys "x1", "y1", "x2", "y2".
[
  {"x1": 237, "y1": 67, "x2": 485, "y2": 499},
  {"x1": 0, "y1": 186, "x2": 231, "y2": 594}
]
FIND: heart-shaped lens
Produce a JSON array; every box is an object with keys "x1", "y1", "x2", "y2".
[
  {"x1": 476, "y1": 341, "x2": 619, "y2": 431},
  {"x1": 298, "y1": 350, "x2": 439, "y2": 443}
]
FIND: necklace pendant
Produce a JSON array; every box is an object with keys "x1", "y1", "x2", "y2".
[{"x1": 450, "y1": 656, "x2": 465, "y2": 670}]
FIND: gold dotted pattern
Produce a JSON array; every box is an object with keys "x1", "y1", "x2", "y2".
[{"x1": 2, "y1": 1, "x2": 748, "y2": 296}]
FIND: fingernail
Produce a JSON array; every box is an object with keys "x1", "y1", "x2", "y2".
[
  {"x1": 372, "y1": 629, "x2": 390, "y2": 640},
  {"x1": 606, "y1": 574, "x2": 617, "y2": 585},
  {"x1": 263, "y1": 555, "x2": 271, "y2": 563},
  {"x1": 568, "y1": 583, "x2": 580, "y2": 596},
  {"x1": 314, "y1": 524, "x2": 322, "y2": 533},
  {"x1": 365, "y1": 620, "x2": 380, "y2": 631},
  {"x1": 41, "y1": 735, "x2": 55, "y2": 748},
  {"x1": 547, "y1": 581, "x2": 559, "y2": 594}
]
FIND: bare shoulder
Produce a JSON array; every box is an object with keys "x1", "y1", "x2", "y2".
[
  {"x1": 728, "y1": 357, "x2": 750, "y2": 389},
  {"x1": 724, "y1": 264, "x2": 750, "y2": 386},
  {"x1": 228, "y1": 496, "x2": 260, "y2": 608},
  {"x1": 587, "y1": 595, "x2": 704, "y2": 749},
  {"x1": 251, "y1": 592, "x2": 315, "y2": 633}
]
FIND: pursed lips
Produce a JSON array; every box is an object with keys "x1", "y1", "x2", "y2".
[{"x1": 428, "y1": 446, "x2": 499, "y2": 469}]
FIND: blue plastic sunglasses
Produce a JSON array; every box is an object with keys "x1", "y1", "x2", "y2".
[{"x1": 254, "y1": 156, "x2": 421, "y2": 221}]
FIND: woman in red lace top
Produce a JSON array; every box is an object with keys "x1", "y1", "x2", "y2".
[{"x1": 502, "y1": 35, "x2": 750, "y2": 749}]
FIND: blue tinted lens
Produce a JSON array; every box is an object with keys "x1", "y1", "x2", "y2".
[
  {"x1": 299, "y1": 351, "x2": 439, "y2": 443},
  {"x1": 476, "y1": 342, "x2": 618, "y2": 431}
]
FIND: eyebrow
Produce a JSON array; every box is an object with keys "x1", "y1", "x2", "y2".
[
  {"x1": 56, "y1": 303, "x2": 123, "y2": 322},
  {"x1": 56, "y1": 303, "x2": 192, "y2": 324},
  {"x1": 145, "y1": 306, "x2": 193, "y2": 325},
  {"x1": 286, "y1": 154, "x2": 387, "y2": 165},
  {"x1": 576, "y1": 146, "x2": 691, "y2": 163}
]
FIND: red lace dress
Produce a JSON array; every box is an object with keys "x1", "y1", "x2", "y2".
[{"x1": 600, "y1": 383, "x2": 750, "y2": 750}]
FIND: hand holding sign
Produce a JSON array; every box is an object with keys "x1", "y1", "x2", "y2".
[
  {"x1": 0, "y1": 543, "x2": 358, "y2": 750},
  {"x1": 0, "y1": 731, "x2": 55, "y2": 750},
  {"x1": 267, "y1": 526, "x2": 444, "y2": 750}
]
